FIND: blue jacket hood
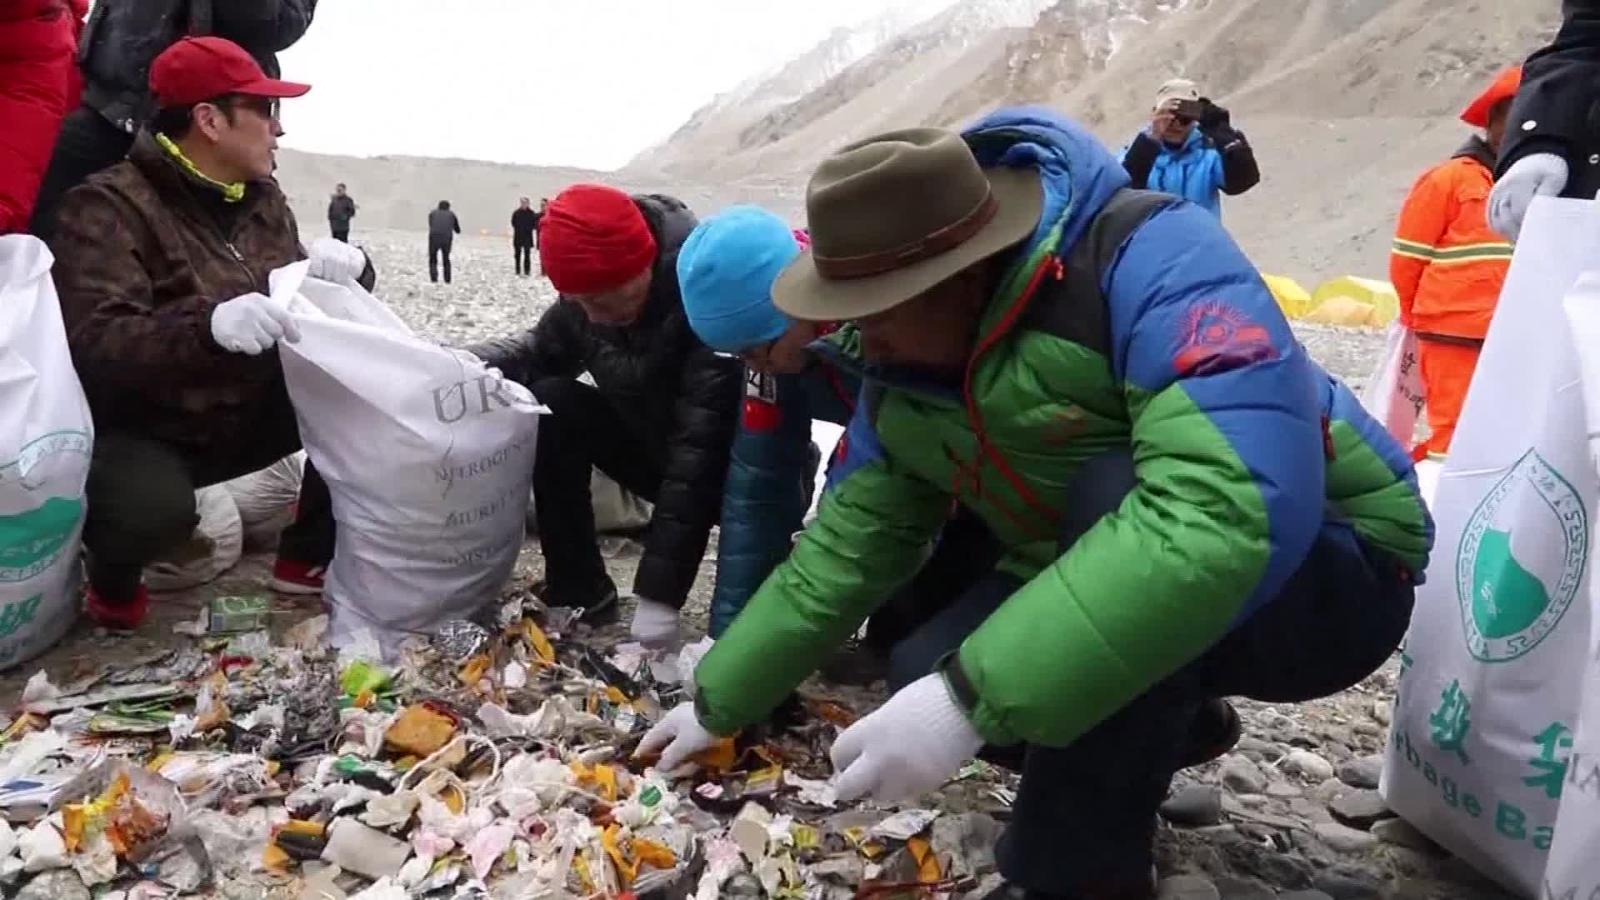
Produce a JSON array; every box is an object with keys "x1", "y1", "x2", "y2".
[{"x1": 961, "y1": 106, "x2": 1131, "y2": 259}]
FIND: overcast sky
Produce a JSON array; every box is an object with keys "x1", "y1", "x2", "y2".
[{"x1": 276, "y1": 0, "x2": 939, "y2": 171}]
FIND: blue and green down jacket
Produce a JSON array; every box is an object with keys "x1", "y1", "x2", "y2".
[{"x1": 695, "y1": 107, "x2": 1433, "y2": 748}]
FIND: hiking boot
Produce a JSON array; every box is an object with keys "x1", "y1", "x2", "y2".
[
  {"x1": 1178, "y1": 698, "x2": 1242, "y2": 770},
  {"x1": 533, "y1": 576, "x2": 620, "y2": 626},
  {"x1": 270, "y1": 558, "x2": 327, "y2": 595},
  {"x1": 86, "y1": 584, "x2": 152, "y2": 630}
]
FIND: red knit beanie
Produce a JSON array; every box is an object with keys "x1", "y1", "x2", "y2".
[{"x1": 538, "y1": 184, "x2": 658, "y2": 294}]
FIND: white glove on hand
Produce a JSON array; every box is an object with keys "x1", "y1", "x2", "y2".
[
  {"x1": 636, "y1": 702, "x2": 718, "y2": 774},
  {"x1": 831, "y1": 673, "x2": 984, "y2": 804},
  {"x1": 1489, "y1": 153, "x2": 1569, "y2": 241},
  {"x1": 629, "y1": 597, "x2": 681, "y2": 650},
  {"x1": 210, "y1": 292, "x2": 299, "y2": 355},
  {"x1": 306, "y1": 237, "x2": 367, "y2": 283}
]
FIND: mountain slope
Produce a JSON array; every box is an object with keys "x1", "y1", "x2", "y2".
[{"x1": 629, "y1": 0, "x2": 1556, "y2": 286}]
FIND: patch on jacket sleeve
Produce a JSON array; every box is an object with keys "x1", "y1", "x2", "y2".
[{"x1": 1172, "y1": 301, "x2": 1278, "y2": 377}]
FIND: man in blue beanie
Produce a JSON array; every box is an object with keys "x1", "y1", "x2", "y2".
[{"x1": 677, "y1": 205, "x2": 1001, "y2": 651}]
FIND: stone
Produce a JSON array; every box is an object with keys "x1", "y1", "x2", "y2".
[
  {"x1": 1337, "y1": 755, "x2": 1384, "y2": 790},
  {"x1": 1370, "y1": 699, "x2": 1392, "y2": 726},
  {"x1": 1284, "y1": 749, "x2": 1336, "y2": 781},
  {"x1": 1289, "y1": 797, "x2": 1334, "y2": 824},
  {"x1": 1314, "y1": 868, "x2": 1385, "y2": 900},
  {"x1": 1278, "y1": 892, "x2": 1335, "y2": 900},
  {"x1": 1328, "y1": 790, "x2": 1394, "y2": 830},
  {"x1": 1156, "y1": 875, "x2": 1220, "y2": 900},
  {"x1": 1235, "y1": 736, "x2": 1276, "y2": 761},
  {"x1": 1265, "y1": 780, "x2": 1302, "y2": 799},
  {"x1": 1312, "y1": 778, "x2": 1346, "y2": 803},
  {"x1": 1371, "y1": 818, "x2": 1440, "y2": 853},
  {"x1": 1161, "y1": 784, "x2": 1224, "y2": 827},
  {"x1": 1314, "y1": 822, "x2": 1378, "y2": 854},
  {"x1": 1220, "y1": 755, "x2": 1268, "y2": 794},
  {"x1": 15, "y1": 871, "x2": 90, "y2": 900},
  {"x1": 1213, "y1": 876, "x2": 1274, "y2": 900}
]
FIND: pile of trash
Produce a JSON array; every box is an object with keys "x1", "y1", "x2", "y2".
[{"x1": 0, "y1": 590, "x2": 1014, "y2": 899}]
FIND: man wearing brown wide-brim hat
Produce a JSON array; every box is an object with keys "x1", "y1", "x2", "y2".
[{"x1": 641, "y1": 107, "x2": 1432, "y2": 898}]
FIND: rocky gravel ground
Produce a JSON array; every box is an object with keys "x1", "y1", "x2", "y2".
[{"x1": 4, "y1": 231, "x2": 1511, "y2": 900}]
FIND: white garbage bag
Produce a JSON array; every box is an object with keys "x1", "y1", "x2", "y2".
[
  {"x1": 268, "y1": 262, "x2": 541, "y2": 654},
  {"x1": 1542, "y1": 273, "x2": 1600, "y2": 899},
  {"x1": 143, "y1": 486, "x2": 243, "y2": 592},
  {"x1": 222, "y1": 453, "x2": 305, "y2": 549},
  {"x1": 0, "y1": 236, "x2": 93, "y2": 671},
  {"x1": 1381, "y1": 197, "x2": 1600, "y2": 897},
  {"x1": 1360, "y1": 321, "x2": 1425, "y2": 450}
]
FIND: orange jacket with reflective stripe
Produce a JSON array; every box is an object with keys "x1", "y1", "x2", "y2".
[{"x1": 1390, "y1": 137, "x2": 1513, "y2": 341}]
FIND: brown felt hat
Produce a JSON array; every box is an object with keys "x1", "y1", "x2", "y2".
[{"x1": 773, "y1": 127, "x2": 1043, "y2": 322}]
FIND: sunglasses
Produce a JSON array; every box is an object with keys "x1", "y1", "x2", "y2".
[{"x1": 210, "y1": 95, "x2": 280, "y2": 121}]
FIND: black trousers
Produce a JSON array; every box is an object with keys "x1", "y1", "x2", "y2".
[
  {"x1": 83, "y1": 382, "x2": 334, "y2": 601},
  {"x1": 887, "y1": 452, "x2": 1415, "y2": 892},
  {"x1": 530, "y1": 378, "x2": 663, "y2": 603},
  {"x1": 514, "y1": 241, "x2": 533, "y2": 276},
  {"x1": 428, "y1": 237, "x2": 453, "y2": 283},
  {"x1": 330, "y1": 226, "x2": 350, "y2": 243},
  {"x1": 29, "y1": 105, "x2": 133, "y2": 240}
]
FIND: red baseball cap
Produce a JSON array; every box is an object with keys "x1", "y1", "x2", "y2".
[
  {"x1": 149, "y1": 36, "x2": 311, "y2": 109},
  {"x1": 1460, "y1": 66, "x2": 1521, "y2": 128}
]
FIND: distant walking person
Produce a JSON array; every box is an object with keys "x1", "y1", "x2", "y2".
[
  {"x1": 328, "y1": 182, "x2": 356, "y2": 241},
  {"x1": 511, "y1": 196, "x2": 539, "y2": 276},
  {"x1": 428, "y1": 200, "x2": 461, "y2": 284}
]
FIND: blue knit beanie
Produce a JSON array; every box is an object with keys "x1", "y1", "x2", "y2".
[{"x1": 677, "y1": 205, "x2": 801, "y2": 353}]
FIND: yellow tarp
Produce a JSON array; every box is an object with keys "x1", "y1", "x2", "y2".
[
  {"x1": 1312, "y1": 276, "x2": 1399, "y2": 327},
  {"x1": 1302, "y1": 295, "x2": 1381, "y2": 327},
  {"x1": 1262, "y1": 274, "x2": 1313, "y2": 319}
]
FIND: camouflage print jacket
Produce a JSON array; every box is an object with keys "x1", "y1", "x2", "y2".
[{"x1": 48, "y1": 130, "x2": 306, "y2": 454}]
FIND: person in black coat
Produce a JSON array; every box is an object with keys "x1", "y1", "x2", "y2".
[
  {"x1": 1491, "y1": 0, "x2": 1600, "y2": 238},
  {"x1": 511, "y1": 196, "x2": 538, "y2": 276},
  {"x1": 427, "y1": 200, "x2": 461, "y2": 283},
  {"x1": 30, "y1": 0, "x2": 316, "y2": 237},
  {"x1": 470, "y1": 185, "x2": 741, "y2": 633}
]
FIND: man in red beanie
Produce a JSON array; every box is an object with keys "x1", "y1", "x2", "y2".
[
  {"x1": 48, "y1": 37, "x2": 370, "y2": 629},
  {"x1": 473, "y1": 184, "x2": 742, "y2": 633}
]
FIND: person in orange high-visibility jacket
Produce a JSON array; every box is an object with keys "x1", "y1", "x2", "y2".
[{"x1": 1391, "y1": 66, "x2": 1520, "y2": 459}]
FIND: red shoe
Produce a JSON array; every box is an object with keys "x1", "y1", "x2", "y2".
[
  {"x1": 86, "y1": 585, "x2": 151, "y2": 630},
  {"x1": 270, "y1": 559, "x2": 326, "y2": 595}
]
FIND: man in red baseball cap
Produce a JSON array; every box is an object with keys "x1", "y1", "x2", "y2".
[
  {"x1": 472, "y1": 184, "x2": 742, "y2": 636},
  {"x1": 46, "y1": 36, "x2": 371, "y2": 630}
]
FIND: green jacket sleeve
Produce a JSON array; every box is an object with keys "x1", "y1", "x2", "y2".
[{"x1": 694, "y1": 437, "x2": 951, "y2": 735}]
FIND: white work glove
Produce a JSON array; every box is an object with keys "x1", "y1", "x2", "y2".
[
  {"x1": 629, "y1": 597, "x2": 681, "y2": 650},
  {"x1": 210, "y1": 292, "x2": 300, "y2": 355},
  {"x1": 636, "y1": 702, "x2": 718, "y2": 774},
  {"x1": 831, "y1": 673, "x2": 984, "y2": 804},
  {"x1": 306, "y1": 237, "x2": 368, "y2": 283},
  {"x1": 1489, "y1": 153, "x2": 1569, "y2": 241}
]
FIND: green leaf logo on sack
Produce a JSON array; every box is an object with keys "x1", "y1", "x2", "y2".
[
  {"x1": 1456, "y1": 449, "x2": 1588, "y2": 662},
  {"x1": 0, "y1": 497, "x2": 83, "y2": 583},
  {"x1": 0, "y1": 431, "x2": 92, "y2": 584}
]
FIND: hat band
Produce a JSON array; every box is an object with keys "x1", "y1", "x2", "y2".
[{"x1": 813, "y1": 190, "x2": 998, "y2": 281}]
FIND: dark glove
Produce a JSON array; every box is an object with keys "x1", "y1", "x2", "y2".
[{"x1": 1198, "y1": 97, "x2": 1232, "y2": 134}]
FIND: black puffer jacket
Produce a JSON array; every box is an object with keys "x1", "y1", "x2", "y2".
[
  {"x1": 1499, "y1": 0, "x2": 1600, "y2": 199},
  {"x1": 471, "y1": 194, "x2": 742, "y2": 608},
  {"x1": 77, "y1": 0, "x2": 316, "y2": 132}
]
